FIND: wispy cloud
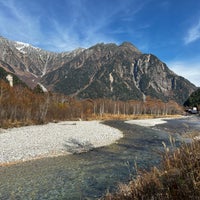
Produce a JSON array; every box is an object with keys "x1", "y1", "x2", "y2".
[
  {"x1": 184, "y1": 19, "x2": 200, "y2": 44},
  {"x1": 40, "y1": 0, "x2": 148, "y2": 51},
  {"x1": 42, "y1": 1, "x2": 120, "y2": 51},
  {"x1": 0, "y1": 0, "x2": 150, "y2": 52},
  {"x1": 0, "y1": 0, "x2": 42, "y2": 43},
  {"x1": 0, "y1": 0, "x2": 123, "y2": 51},
  {"x1": 167, "y1": 60, "x2": 200, "y2": 86}
]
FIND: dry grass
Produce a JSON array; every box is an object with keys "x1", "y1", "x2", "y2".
[
  {"x1": 0, "y1": 119, "x2": 36, "y2": 129},
  {"x1": 182, "y1": 130, "x2": 200, "y2": 139},
  {"x1": 102, "y1": 139, "x2": 200, "y2": 200},
  {"x1": 86, "y1": 114, "x2": 182, "y2": 121}
]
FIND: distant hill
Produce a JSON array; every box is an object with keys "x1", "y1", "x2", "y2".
[{"x1": 0, "y1": 36, "x2": 197, "y2": 104}]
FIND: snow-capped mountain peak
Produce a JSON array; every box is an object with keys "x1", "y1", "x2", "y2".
[
  {"x1": 16, "y1": 41, "x2": 30, "y2": 47},
  {"x1": 14, "y1": 41, "x2": 40, "y2": 54},
  {"x1": 15, "y1": 41, "x2": 30, "y2": 54}
]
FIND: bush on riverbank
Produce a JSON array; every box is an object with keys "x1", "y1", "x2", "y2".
[{"x1": 102, "y1": 140, "x2": 200, "y2": 200}]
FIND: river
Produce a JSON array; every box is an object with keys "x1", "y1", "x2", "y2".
[{"x1": 0, "y1": 116, "x2": 199, "y2": 200}]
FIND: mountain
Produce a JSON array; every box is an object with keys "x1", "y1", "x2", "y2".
[
  {"x1": 0, "y1": 36, "x2": 84, "y2": 87},
  {"x1": 41, "y1": 42, "x2": 196, "y2": 104},
  {"x1": 0, "y1": 36, "x2": 197, "y2": 104}
]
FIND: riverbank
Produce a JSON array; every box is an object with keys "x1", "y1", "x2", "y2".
[
  {"x1": 0, "y1": 121, "x2": 122, "y2": 165},
  {"x1": 125, "y1": 115, "x2": 188, "y2": 127},
  {"x1": 0, "y1": 116, "x2": 187, "y2": 166}
]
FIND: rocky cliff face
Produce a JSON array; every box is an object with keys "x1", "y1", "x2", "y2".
[
  {"x1": 0, "y1": 36, "x2": 197, "y2": 104},
  {"x1": 0, "y1": 36, "x2": 84, "y2": 87},
  {"x1": 41, "y1": 42, "x2": 196, "y2": 104}
]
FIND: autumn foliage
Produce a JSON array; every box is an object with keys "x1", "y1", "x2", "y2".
[{"x1": 0, "y1": 80, "x2": 183, "y2": 128}]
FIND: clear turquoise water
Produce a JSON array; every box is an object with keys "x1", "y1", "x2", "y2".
[{"x1": 0, "y1": 117, "x2": 199, "y2": 200}]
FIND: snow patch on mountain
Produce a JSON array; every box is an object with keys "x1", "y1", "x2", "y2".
[
  {"x1": 41, "y1": 54, "x2": 50, "y2": 77},
  {"x1": 14, "y1": 41, "x2": 40, "y2": 54},
  {"x1": 38, "y1": 83, "x2": 48, "y2": 92}
]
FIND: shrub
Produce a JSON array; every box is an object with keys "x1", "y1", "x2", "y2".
[{"x1": 102, "y1": 140, "x2": 200, "y2": 200}]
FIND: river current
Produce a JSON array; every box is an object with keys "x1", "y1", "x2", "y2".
[{"x1": 0, "y1": 116, "x2": 199, "y2": 200}]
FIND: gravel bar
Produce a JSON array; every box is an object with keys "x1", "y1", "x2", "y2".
[
  {"x1": 125, "y1": 118, "x2": 168, "y2": 127},
  {"x1": 0, "y1": 121, "x2": 123, "y2": 165}
]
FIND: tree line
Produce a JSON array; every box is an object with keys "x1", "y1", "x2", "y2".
[
  {"x1": 0, "y1": 80, "x2": 183, "y2": 128},
  {"x1": 184, "y1": 88, "x2": 200, "y2": 110}
]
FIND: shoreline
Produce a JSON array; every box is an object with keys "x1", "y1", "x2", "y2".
[
  {"x1": 125, "y1": 116, "x2": 187, "y2": 127},
  {"x1": 0, "y1": 116, "x2": 187, "y2": 166}
]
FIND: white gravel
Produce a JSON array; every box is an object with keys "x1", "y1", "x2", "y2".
[
  {"x1": 0, "y1": 121, "x2": 122, "y2": 165},
  {"x1": 125, "y1": 118, "x2": 168, "y2": 127}
]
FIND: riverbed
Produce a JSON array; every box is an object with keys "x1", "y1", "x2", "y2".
[{"x1": 0, "y1": 116, "x2": 199, "y2": 199}]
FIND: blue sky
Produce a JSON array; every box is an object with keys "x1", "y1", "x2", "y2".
[{"x1": 0, "y1": 0, "x2": 200, "y2": 86}]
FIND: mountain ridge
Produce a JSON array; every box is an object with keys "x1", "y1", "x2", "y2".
[{"x1": 0, "y1": 36, "x2": 197, "y2": 104}]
